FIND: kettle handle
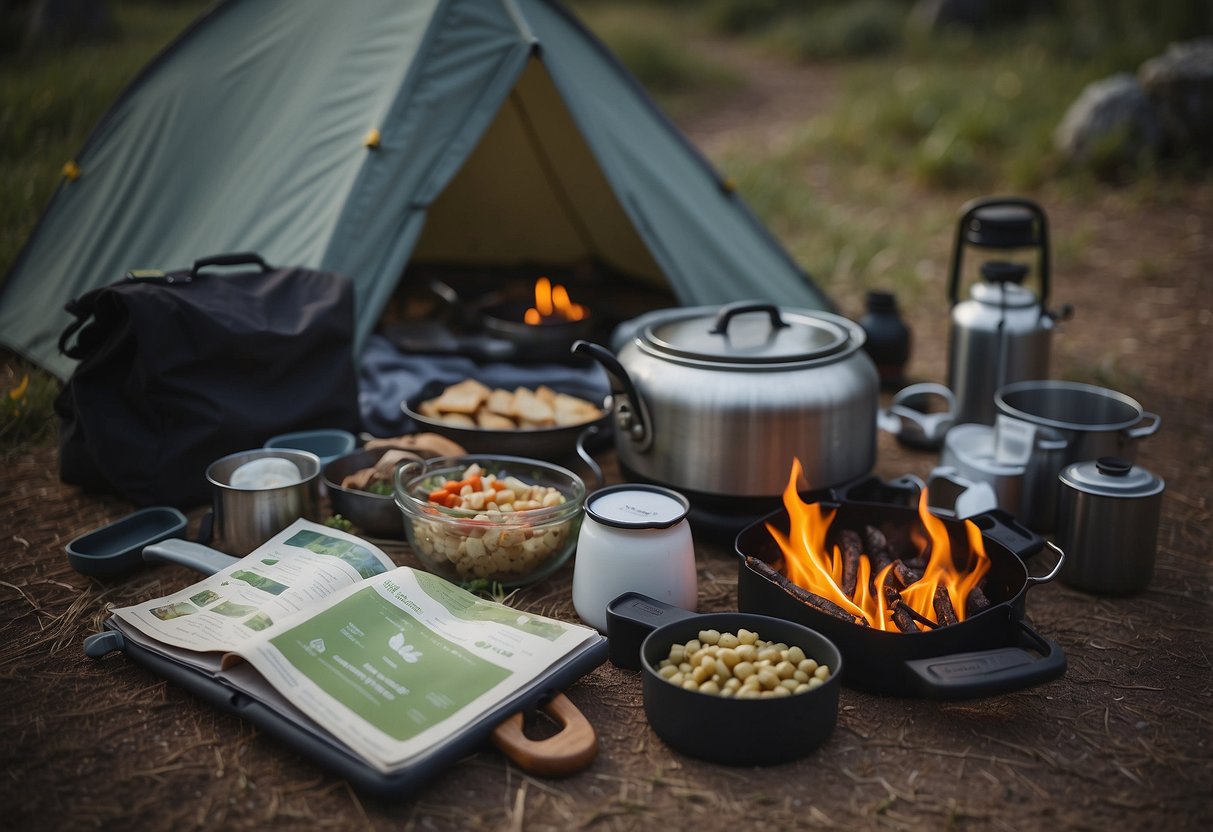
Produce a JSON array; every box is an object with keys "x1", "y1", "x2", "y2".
[
  {"x1": 571, "y1": 340, "x2": 653, "y2": 453},
  {"x1": 947, "y1": 196, "x2": 1050, "y2": 313}
]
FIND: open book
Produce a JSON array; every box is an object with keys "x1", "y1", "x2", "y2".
[{"x1": 93, "y1": 519, "x2": 605, "y2": 789}]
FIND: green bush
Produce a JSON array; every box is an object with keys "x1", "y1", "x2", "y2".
[{"x1": 778, "y1": 0, "x2": 908, "y2": 61}]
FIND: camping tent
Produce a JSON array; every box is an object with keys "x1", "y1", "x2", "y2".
[{"x1": 0, "y1": 0, "x2": 831, "y2": 381}]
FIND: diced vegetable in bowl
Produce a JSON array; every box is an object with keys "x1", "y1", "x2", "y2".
[{"x1": 394, "y1": 455, "x2": 586, "y2": 587}]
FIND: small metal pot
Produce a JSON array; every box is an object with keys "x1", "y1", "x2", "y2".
[
  {"x1": 1055, "y1": 457, "x2": 1165, "y2": 594},
  {"x1": 206, "y1": 449, "x2": 321, "y2": 555},
  {"x1": 606, "y1": 593, "x2": 842, "y2": 766},
  {"x1": 574, "y1": 301, "x2": 879, "y2": 499},
  {"x1": 994, "y1": 381, "x2": 1160, "y2": 529}
]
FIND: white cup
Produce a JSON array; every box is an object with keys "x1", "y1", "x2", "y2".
[{"x1": 572, "y1": 484, "x2": 697, "y2": 633}]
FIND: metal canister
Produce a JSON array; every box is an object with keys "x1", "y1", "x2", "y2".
[{"x1": 1055, "y1": 457, "x2": 1164, "y2": 594}]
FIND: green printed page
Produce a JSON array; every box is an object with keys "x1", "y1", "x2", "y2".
[
  {"x1": 270, "y1": 585, "x2": 510, "y2": 741},
  {"x1": 413, "y1": 571, "x2": 571, "y2": 642}
]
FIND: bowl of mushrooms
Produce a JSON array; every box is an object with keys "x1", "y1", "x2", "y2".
[{"x1": 394, "y1": 454, "x2": 586, "y2": 587}]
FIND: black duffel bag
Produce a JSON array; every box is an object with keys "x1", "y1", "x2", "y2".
[{"x1": 55, "y1": 253, "x2": 362, "y2": 507}]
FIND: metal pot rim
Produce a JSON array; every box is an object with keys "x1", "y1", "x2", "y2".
[{"x1": 994, "y1": 379, "x2": 1144, "y2": 432}]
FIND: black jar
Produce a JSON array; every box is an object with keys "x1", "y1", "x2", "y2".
[{"x1": 859, "y1": 290, "x2": 911, "y2": 389}]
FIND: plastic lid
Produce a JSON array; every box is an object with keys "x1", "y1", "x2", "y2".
[
  {"x1": 642, "y1": 305, "x2": 857, "y2": 365},
  {"x1": 1059, "y1": 457, "x2": 1164, "y2": 498},
  {"x1": 585, "y1": 484, "x2": 690, "y2": 529}
]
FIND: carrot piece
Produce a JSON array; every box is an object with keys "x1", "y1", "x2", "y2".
[
  {"x1": 468, "y1": 474, "x2": 482, "y2": 492},
  {"x1": 427, "y1": 488, "x2": 448, "y2": 504},
  {"x1": 490, "y1": 480, "x2": 508, "y2": 491}
]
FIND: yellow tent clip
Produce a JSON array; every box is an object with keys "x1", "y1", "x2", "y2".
[
  {"x1": 363, "y1": 128, "x2": 381, "y2": 149},
  {"x1": 62, "y1": 160, "x2": 81, "y2": 181}
]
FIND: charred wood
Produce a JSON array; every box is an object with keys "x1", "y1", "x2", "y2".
[
  {"x1": 746, "y1": 556, "x2": 867, "y2": 626},
  {"x1": 933, "y1": 586, "x2": 960, "y2": 627},
  {"x1": 839, "y1": 529, "x2": 863, "y2": 598}
]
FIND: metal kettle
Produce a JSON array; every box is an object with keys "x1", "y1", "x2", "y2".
[{"x1": 947, "y1": 196, "x2": 1071, "y2": 425}]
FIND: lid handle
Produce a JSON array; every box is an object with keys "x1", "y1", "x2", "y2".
[
  {"x1": 1095, "y1": 457, "x2": 1132, "y2": 477},
  {"x1": 947, "y1": 196, "x2": 1050, "y2": 311},
  {"x1": 709, "y1": 301, "x2": 789, "y2": 336}
]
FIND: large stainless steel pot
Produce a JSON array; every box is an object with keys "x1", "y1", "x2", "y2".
[{"x1": 573, "y1": 302, "x2": 879, "y2": 499}]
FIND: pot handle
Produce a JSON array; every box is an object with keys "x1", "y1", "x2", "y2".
[
  {"x1": 489, "y1": 692, "x2": 598, "y2": 777},
  {"x1": 574, "y1": 424, "x2": 605, "y2": 491},
  {"x1": 1026, "y1": 540, "x2": 1066, "y2": 587},
  {"x1": 142, "y1": 539, "x2": 240, "y2": 575},
  {"x1": 903, "y1": 619, "x2": 1066, "y2": 699},
  {"x1": 571, "y1": 340, "x2": 653, "y2": 452},
  {"x1": 709, "y1": 301, "x2": 789, "y2": 335},
  {"x1": 604, "y1": 592, "x2": 700, "y2": 670},
  {"x1": 1125, "y1": 410, "x2": 1161, "y2": 440},
  {"x1": 968, "y1": 509, "x2": 1045, "y2": 560}
]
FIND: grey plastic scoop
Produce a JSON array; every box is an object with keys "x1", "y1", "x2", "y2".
[{"x1": 66, "y1": 507, "x2": 189, "y2": 577}]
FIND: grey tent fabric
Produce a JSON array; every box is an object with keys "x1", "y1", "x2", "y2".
[{"x1": 0, "y1": 0, "x2": 830, "y2": 381}]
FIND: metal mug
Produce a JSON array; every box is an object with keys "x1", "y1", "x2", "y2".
[{"x1": 206, "y1": 448, "x2": 322, "y2": 555}]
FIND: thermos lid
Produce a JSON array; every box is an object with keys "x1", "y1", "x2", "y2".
[
  {"x1": 585, "y1": 484, "x2": 690, "y2": 529},
  {"x1": 1059, "y1": 457, "x2": 1165, "y2": 499}
]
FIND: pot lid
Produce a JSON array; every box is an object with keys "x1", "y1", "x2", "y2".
[
  {"x1": 1060, "y1": 457, "x2": 1164, "y2": 498},
  {"x1": 642, "y1": 303, "x2": 855, "y2": 365},
  {"x1": 586, "y1": 484, "x2": 689, "y2": 529}
]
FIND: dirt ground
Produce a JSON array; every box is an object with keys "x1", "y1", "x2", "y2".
[{"x1": 2, "y1": 40, "x2": 1211, "y2": 832}]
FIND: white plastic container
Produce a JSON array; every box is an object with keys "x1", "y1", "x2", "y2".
[{"x1": 572, "y1": 484, "x2": 696, "y2": 633}]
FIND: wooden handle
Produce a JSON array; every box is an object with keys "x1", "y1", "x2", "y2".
[{"x1": 490, "y1": 693, "x2": 598, "y2": 777}]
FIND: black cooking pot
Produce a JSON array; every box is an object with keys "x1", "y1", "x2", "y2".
[
  {"x1": 734, "y1": 485, "x2": 1066, "y2": 699},
  {"x1": 606, "y1": 593, "x2": 842, "y2": 766}
]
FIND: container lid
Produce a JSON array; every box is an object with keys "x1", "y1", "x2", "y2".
[
  {"x1": 641, "y1": 303, "x2": 859, "y2": 366},
  {"x1": 1059, "y1": 457, "x2": 1164, "y2": 498},
  {"x1": 585, "y1": 484, "x2": 690, "y2": 529},
  {"x1": 964, "y1": 203, "x2": 1042, "y2": 249}
]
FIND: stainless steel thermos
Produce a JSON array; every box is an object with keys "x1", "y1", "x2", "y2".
[{"x1": 947, "y1": 196, "x2": 1070, "y2": 425}]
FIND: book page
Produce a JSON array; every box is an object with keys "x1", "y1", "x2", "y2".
[
  {"x1": 233, "y1": 566, "x2": 598, "y2": 773},
  {"x1": 111, "y1": 520, "x2": 396, "y2": 657}
]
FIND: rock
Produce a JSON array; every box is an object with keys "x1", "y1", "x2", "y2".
[
  {"x1": 910, "y1": 0, "x2": 1055, "y2": 33},
  {"x1": 1053, "y1": 73, "x2": 1162, "y2": 167},
  {"x1": 1139, "y1": 38, "x2": 1213, "y2": 159}
]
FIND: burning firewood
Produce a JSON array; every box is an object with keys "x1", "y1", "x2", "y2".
[
  {"x1": 967, "y1": 584, "x2": 992, "y2": 614},
  {"x1": 932, "y1": 586, "x2": 960, "y2": 627},
  {"x1": 888, "y1": 559, "x2": 923, "y2": 591},
  {"x1": 863, "y1": 524, "x2": 893, "y2": 573},
  {"x1": 838, "y1": 529, "x2": 863, "y2": 598},
  {"x1": 882, "y1": 586, "x2": 921, "y2": 633},
  {"x1": 745, "y1": 557, "x2": 867, "y2": 626}
]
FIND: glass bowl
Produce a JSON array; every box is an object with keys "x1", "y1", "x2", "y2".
[{"x1": 394, "y1": 454, "x2": 586, "y2": 587}]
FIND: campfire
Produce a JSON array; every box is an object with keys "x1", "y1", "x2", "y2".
[
  {"x1": 760, "y1": 459, "x2": 992, "y2": 632},
  {"x1": 523, "y1": 276, "x2": 586, "y2": 326}
]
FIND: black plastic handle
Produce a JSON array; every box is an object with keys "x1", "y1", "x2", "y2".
[
  {"x1": 968, "y1": 508, "x2": 1045, "y2": 560},
  {"x1": 571, "y1": 340, "x2": 652, "y2": 451},
  {"x1": 903, "y1": 619, "x2": 1066, "y2": 699},
  {"x1": 947, "y1": 196, "x2": 1050, "y2": 311},
  {"x1": 191, "y1": 252, "x2": 272, "y2": 276},
  {"x1": 709, "y1": 301, "x2": 789, "y2": 335},
  {"x1": 605, "y1": 592, "x2": 700, "y2": 670}
]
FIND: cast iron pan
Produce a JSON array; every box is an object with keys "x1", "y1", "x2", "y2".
[
  {"x1": 734, "y1": 484, "x2": 1066, "y2": 699},
  {"x1": 606, "y1": 593, "x2": 843, "y2": 766},
  {"x1": 401, "y1": 380, "x2": 611, "y2": 487}
]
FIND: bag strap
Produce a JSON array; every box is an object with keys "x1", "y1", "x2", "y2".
[
  {"x1": 191, "y1": 252, "x2": 273, "y2": 276},
  {"x1": 58, "y1": 286, "x2": 110, "y2": 358}
]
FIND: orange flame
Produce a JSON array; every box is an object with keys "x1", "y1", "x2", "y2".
[
  {"x1": 524, "y1": 276, "x2": 586, "y2": 325},
  {"x1": 766, "y1": 458, "x2": 991, "y2": 632}
]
